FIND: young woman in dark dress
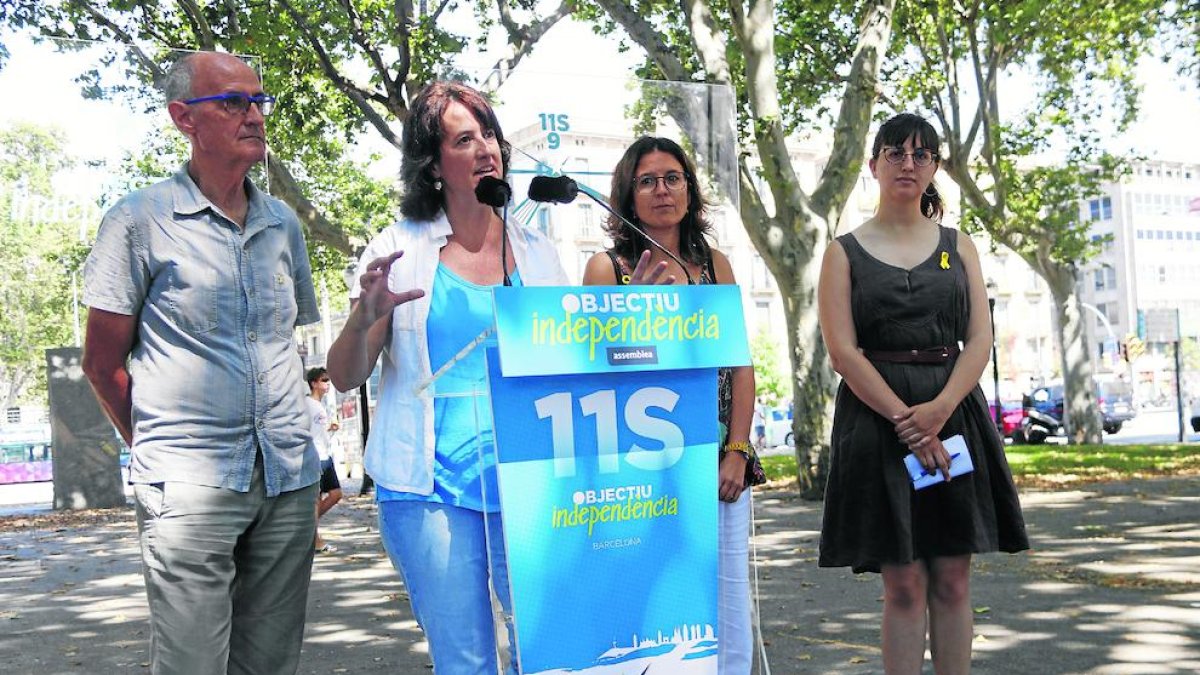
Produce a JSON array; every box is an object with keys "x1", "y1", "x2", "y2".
[{"x1": 816, "y1": 113, "x2": 1028, "y2": 674}]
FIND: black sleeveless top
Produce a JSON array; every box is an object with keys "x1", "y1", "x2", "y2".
[{"x1": 605, "y1": 251, "x2": 766, "y2": 486}]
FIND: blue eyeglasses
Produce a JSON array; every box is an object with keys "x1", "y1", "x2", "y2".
[{"x1": 182, "y1": 92, "x2": 276, "y2": 117}]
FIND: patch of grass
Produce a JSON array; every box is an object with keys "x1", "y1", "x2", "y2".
[
  {"x1": 759, "y1": 444, "x2": 1200, "y2": 487},
  {"x1": 761, "y1": 454, "x2": 799, "y2": 483},
  {"x1": 1003, "y1": 441, "x2": 1200, "y2": 473}
]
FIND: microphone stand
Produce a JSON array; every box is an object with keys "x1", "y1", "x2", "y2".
[
  {"x1": 500, "y1": 202, "x2": 512, "y2": 286},
  {"x1": 476, "y1": 176, "x2": 513, "y2": 286}
]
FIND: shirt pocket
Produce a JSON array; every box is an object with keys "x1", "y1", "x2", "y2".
[
  {"x1": 274, "y1": 267, "x2": 299, "y2": 339},
  {"x1": 166, "y1": 263, "x2": 218, "y2": 334}
]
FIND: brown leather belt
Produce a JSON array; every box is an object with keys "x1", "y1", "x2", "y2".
[{"x1": 862, "y1": 345, "x2": 960, "y2": 364}]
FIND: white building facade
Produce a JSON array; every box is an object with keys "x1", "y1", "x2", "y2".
[{"x1": 1078, "y1": 159, "x2": 1200, "y2": 404}]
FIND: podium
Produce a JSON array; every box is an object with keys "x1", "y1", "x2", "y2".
[{"x1": 484, "y1": 284, "x2": 750, "y2": 674}]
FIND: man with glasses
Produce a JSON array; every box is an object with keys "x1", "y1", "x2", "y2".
[{"x1": 81, "y1": 51, "x2": 320, "y2": 675}]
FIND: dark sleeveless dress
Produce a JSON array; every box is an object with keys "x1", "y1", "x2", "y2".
[{"x1": 818, "y1": 226, "x2": 1029, "y2": 574}]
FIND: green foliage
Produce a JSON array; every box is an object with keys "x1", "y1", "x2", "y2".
[
  {"x1": 9, "y1": 3, "x2": 412, "y2": 275},
  {"x1": 773, "y1": 0, "x2": 864, "y2": 130},
  {"x1": 750, "y1": 330, "x2": 787, "y2": 404},
  {"x1": 1174, "y1": 1, "x2": 1200, "y2": 82},
  {"x1": 0, "y1": 123, "x2": 86, "y2": 406}
]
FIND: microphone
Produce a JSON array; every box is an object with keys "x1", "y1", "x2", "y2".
[
  {"x1": 475, "y1": 175, "x2": 512, "y2": 208},
  {"x1": 528, "y1": 175, "x2": 578, "y2": 204},
  {"x1": 527, "y1": 174, "x2": 694, "y2": 285}
]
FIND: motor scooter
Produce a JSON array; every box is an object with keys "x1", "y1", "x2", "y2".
[{"x1": 1020, "y1": 394, "x2": 1064, "y2": 444}]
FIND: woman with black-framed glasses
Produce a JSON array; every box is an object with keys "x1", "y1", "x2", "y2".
[
  {"x1": 817, "y1": 112, "x2": 1028, "y2": 674},
  {"x1": 582, "y1": 136, "x2": 764, "y2": 674}
]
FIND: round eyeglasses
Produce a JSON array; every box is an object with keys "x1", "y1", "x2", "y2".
[
  {"x1": 635, "y1": 172, "x2": 688, "y2": 194},
  {"x1": 183, "y1": 92, "x2": 277, "y2": 117},
  {"x1": 880, "y1": 147, "x2": 938, "y2": 167}
]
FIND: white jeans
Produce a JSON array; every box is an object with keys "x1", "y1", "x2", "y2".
[{"x1": 718, "y1": 488, "x2": 753, "y2": 674}]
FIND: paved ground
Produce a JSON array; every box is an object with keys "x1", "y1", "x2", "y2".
[{"x1": 1, "y1": 475, "x2": 1198, "y2": 674}]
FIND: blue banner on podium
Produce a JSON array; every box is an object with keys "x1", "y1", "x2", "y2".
[
  {"x1": 487, "y1": 348, "x2": 718, "y2": 674},
  {"x1": 492, "y1": 285, "x2": 750, "y2": 377}
]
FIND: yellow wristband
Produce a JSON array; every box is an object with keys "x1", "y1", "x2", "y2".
[{"x1": 724, "y1": 441, "x2": 752, "y2": 458}]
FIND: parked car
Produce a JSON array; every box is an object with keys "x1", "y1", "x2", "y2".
[
  {"x1": 763, "y1": 407, "x2": 794, "y2": 448},
  {"x1": 1023, "y1": 380, "x2": 1135, "y2": 441},
  {"x1": 984, "y1": 396, "x2": 1027, "y2": 443}
]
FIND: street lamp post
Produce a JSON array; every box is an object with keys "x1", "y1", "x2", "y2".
[
  {"x1": 986, "y1": 280, "x2": 1002, "y2": 433},
  {"x1": 343, "y1": 261, "x2": 374, "y2": 496}
]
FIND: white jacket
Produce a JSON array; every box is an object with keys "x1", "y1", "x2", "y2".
[{"x1": 350, "y1": 211, "x2": 568, "y2": 493}]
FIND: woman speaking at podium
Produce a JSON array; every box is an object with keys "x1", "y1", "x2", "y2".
[
  {"x1": 328, "y1": 81, "x2": 566, "y2": 674},
  {"x1": 582, "y1": 136, "x2": 764, "y2": 674}
]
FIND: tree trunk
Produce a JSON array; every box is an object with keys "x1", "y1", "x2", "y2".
[
  {"x1": 783, "y1": 226, "x2": 838, "y2": 499},
  {"x1": 1039, "y1": 259, "x2": 1103, "y2": 444}
]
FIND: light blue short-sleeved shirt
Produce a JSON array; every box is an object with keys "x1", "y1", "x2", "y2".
[{"x1": 82, "y1": 164, "x2": 321, "y2": 496}]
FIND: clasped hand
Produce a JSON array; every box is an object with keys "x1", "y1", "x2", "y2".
[{"x1": 893, "y1": 401, "x2": 952, "y2": 479}]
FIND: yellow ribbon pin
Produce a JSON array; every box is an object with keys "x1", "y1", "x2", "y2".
[{"x1": 939, "y1": 251, "x2": 950, "y2": 270}]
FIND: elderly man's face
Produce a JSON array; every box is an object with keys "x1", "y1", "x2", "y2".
[{"x1": 176, "y1": 54, "x2": 268, "y2": 169}]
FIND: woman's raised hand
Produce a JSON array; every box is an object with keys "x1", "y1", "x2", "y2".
[
  {"x1": 356, "y1": 251, "x2": 425, "y2": 326},
  {"x1": 628, "y1": 249, "x2": 676, "y2": 285}
]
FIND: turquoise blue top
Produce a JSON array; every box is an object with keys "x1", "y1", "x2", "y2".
[{"x1": 377, "y1": 263, "x2": 521, "y2": 511}]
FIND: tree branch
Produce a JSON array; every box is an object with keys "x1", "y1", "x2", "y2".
[
  {"x1": 732, "y1": 0, "x2": 804, "y2": 229},
  {"x1": 338, "y1": 0, "x2": 398, "y2": 104},
  {"x1": 681, "y1": 0, "x2": 731, "y2": 84},
  {"x1": 810, "y1": 0, "x2": 895, "y2": 227},
  {"x1": 277, "y1": 0, "x2": 401, "y2": 149},
  {"x1": 133, "y1": 1, "x2": 182, "y2": 48},
  {"x1": 391, "y1": 0, "x2": 414, "y2": 101},
  {"x1": 591, "y1": 0, "x2": 692, "y2": 81},
  {"x1": 75, "y1": 1, "x2": 164, "y2": 83},
  {"x1": 967, "y1": 11, "x2": 1001, "y2": 198},
  {"x1": 266, "y1": 151, "x2": 352, "y2": 254},
  {"x1": 221, "y1": 0, "x2": 241, "y2": 37},
  {"x1": 430, "y1": 0, "x2": 453, "y2": 23},
  {"x1": 176, "y1": 0, "x2": 217, "y2": 50},
  {"x1": 486, "y1": 1, "x2": 571, "y2": 91}
]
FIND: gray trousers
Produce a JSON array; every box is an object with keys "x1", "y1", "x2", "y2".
[{"x1": 133, "y1": 458, "x2": 318, "y2": 675}]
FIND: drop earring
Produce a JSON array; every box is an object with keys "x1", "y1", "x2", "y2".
[{"x1": 434, "y1": 178, "x2": 442, "y2": 191}]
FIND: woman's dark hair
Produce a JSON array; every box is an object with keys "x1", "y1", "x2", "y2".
[
  {"x1": 305, "y1": 367, "x2": 327, "y2": 387},
  {"x1": 399, "y1": 81, "x2": 511, "y2": 221},
  {"x1": 606, "y1": 136, "x2": 714, "y2": 266},
  {"x1": 871, "y1": 112, "x2": 944, "y2": 222}
]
